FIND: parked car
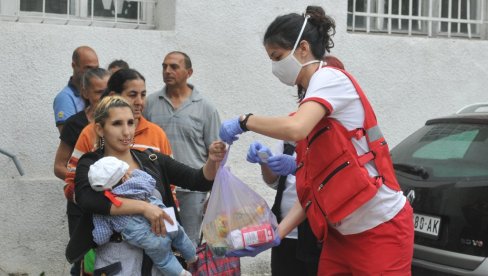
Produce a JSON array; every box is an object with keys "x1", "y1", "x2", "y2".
[{"x1": 390, "y1": 103, "x2": 488, "y2": 275}]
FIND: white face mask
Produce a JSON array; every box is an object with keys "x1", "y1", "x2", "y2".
[{"x1": 271, "y1": 16, "x2": 320, "y2": 86}]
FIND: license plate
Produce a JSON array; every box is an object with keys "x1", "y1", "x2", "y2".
[{"x1": 413, "y1": 213, "x2": 441, "y2": 238}]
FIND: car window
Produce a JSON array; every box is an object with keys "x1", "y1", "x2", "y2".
[
  {"x1": 413, "y1": 128, "x2": 477, "y2": 159},
  {"x1": 392, "y1": 123, "x2": 488, "y2": 179}
]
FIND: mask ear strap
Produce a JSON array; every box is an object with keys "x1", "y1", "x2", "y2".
[
  {"x1": 292, "y1": 15, "x2": 311, "y2": 51},
  {"x1": 302, "y1": 60, "x2": 320, "y2": 67}
]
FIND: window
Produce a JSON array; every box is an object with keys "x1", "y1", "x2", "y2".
[
  {"x1": 0, "y1": 0, "x2": 159, "y2": 30},
  {"x1": 392, "y1": 123, "x2": 488, "y2": 179},
  {"x1": 347, "y1": 0, "x2": 488, "y2": 39},
  {"x1": 414, "y1": 126, "x2": 478, "y2": 159}
]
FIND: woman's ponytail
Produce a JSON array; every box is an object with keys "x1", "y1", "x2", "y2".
[{"x1": 305, "y1": 6, "x2": 336, "y2": 54}]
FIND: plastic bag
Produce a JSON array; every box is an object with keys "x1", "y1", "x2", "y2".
[{"x1": 202, "y1": 148, "x2": 278, "y2": 256}]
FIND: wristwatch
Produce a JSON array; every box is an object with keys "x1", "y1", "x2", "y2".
[{"x1": 239, "y1": 113, "x2": 253, "y2": 132}]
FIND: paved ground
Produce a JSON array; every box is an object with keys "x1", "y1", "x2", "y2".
[{"x1": 240, "y1": 251, "x2": 271, "y2": 275}]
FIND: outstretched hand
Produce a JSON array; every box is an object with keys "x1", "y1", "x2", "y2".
[
  {"x1": 208, "y1": 141, "x2": 227, "y2": 162},
  {"x1": 225, "y1": 235, "x2": 281, "y2": 258},
  {"x1": 267, "y1": 154, "x2": 297, "y2": 176},
  {"x1": 219, "y1": 117, "x2": 243, "y2": 145},
  {"x1": 247, "y1": 141, "x2": 272, "y2": 164}
]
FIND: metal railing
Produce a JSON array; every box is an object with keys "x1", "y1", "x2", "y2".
[
  {"x1": 0, "y1": 148, "x2": 24, "y2": 176},
  {"x1": 347, "y1": 0, "x2": 488, "y2": 39}
]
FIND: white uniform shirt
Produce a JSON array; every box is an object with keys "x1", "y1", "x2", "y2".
[{"x1": 302, "y1": 67, "x2": 406, "y2": 235}]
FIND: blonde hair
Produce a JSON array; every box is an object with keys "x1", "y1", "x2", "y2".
[{"x1": 93, "y1": 96, "x2": 133, "y2": 149}]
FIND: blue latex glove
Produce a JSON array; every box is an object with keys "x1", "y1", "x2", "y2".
[
  {"x1": 219, "y1": 117, "x2": 243, "y2": 145},
  {"x1": 267, "y1": 154, "x2": 297, "y2": 176},
  {"x1": 226, "y1": 235, "x2": 281, "y2": 258},
  {"x1": 247, "y1": 141, "x2": 273, "y2": 164}
]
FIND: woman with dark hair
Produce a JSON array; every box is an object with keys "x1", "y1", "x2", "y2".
[
  {"x1": 107, "y1": 59, "x2": 129, "y2": 73},
  {"x1": 244, "y1": 56, "x2": 344, "y2": 276},
  {"x1": 54, "y1": 67, "x2": 110, "y2": 276},
  {"x1": 63, "y1": 68, "x2": 173, "y2": 201},
  {"x1": 63, "y1": 69, "x2": 176, "y2": 275},
  {"x1": 69, "y1": 95, "x2": 225, "y2": 275},
  {"x1": 220, "y1": 6, "x2": 413, "y2": 275},
  {"x1": 54, "y1": 68, "x2": 110, "y2": 180}
]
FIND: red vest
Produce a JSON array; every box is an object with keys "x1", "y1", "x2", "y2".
[{"x1": 295, "y1": 67, "x2": 400, "y2": 241}]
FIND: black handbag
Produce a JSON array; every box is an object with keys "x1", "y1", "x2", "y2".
[{"x1": 65, "y1": 212, "x2": 97, "y2": 263}]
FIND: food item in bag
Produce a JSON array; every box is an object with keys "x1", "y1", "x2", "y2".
[
  {"x1": 205, "y1": 203, "x2": 269, "y2": 244},
  {"x1": 228, "y1": 230, "x2": 244, "y2": 249},
  {"x1": 241, "y1": 224, "x2": 274, "y2": 246},
  {"x1": 229, "y1": 203, "x2": 269, "y2": 230},
  {"x1": 209, "y1": 243, "x2": 228, "y2": 257},
  {"x1": 227, "y1": 224, "x2": 275, "y2": 249},
  {"x1": 256, "y1": 205, "x2": 265, "y2": 216},
  {"x1": 201, "y1": 162, "x2": 278, "y2": 255},
  {"x1": 216, "y1": 215, "x2": 230, "y2": 238}
]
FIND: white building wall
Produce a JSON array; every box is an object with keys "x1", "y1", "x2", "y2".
[{"x1": 0, "y1": 0, "x2": 487, "y2": 274}]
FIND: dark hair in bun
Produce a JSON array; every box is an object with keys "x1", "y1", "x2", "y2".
[{"x1": 263, "y1": 5, "x2": 336, "y2": 59}]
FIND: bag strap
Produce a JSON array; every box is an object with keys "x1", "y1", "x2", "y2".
[
  {"x1": 320, "y1": 66, "x2": 386, "y2": 169},
  {"x1": 143, "y1": 148, "x2": 163, "y2": 181},
  {"x1": 324, "y1": 66, "x2": 387, "y2": 147},
  {"x1": 141, "y1": 149, "x2": 180, "y2": 222}
]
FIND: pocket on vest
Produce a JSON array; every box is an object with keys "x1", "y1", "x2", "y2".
[
  {"x1": 304, "y1": 199, "x2": 328, "y2": 242},
  {"x1": 313, "y1": 150, "x2": 379, "y2": 223},
  {"x1": 297, "y1": 174, "x2": 328, "y2": 241}
]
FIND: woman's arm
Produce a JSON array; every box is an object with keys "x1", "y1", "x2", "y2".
[
  {"x1": 277, "y1": 200, "x2": 307, "y2": 239},
  {"x1": 156, "y1": 155, "x2": 210, "y2": 191},
  {"x1": 54, "y1": 141, "x2": 73, "y2": 180},
  {"x1": 75, "y1": 153, "x2": 172, "y2": 235},
  {"x1": 202, "y1": 141, "x2": 226, "y2": 180},
  {"x1": 109, "y1": 197, "x2": 173, "y2": 236},
  {"x1": 161, "y1": 142, "x2": 225, "y2": 192},
  {"x1": 262, "y1": 165, "x2": 279, "y2": 185},
  {"x1": 75, "y1": 152, "x2": 161, "y2": 216},
  {"x1": 244, "y1": 101, "x2": 327, "y2": 141}
]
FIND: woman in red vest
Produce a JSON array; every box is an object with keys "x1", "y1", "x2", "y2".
[{"x1": 220, "y1": 5, "x2": 413, "y2": 275}]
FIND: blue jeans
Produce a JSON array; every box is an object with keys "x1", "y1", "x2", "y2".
[
  {"x1": 121, "y1": 215, "x2": 196, "y2": 275},
  {"x1": 176, "y1": 190, "x2": 208, "y2": 246}
]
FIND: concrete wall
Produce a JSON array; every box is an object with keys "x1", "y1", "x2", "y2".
[{"x1": 1, "y1": 0, "x2": 487, "y2": 274}]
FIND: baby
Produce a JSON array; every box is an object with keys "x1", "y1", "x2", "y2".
[{"x1": 88, "y1": 156, "x2": 197, "y2": 276}]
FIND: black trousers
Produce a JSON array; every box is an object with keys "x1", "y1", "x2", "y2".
[
  {"x1": 271, "y1": 238, "x2": 319, "y2": 276},
  {"x1": 67, "y1": 201, "x2": 83, "y2": 276}
]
